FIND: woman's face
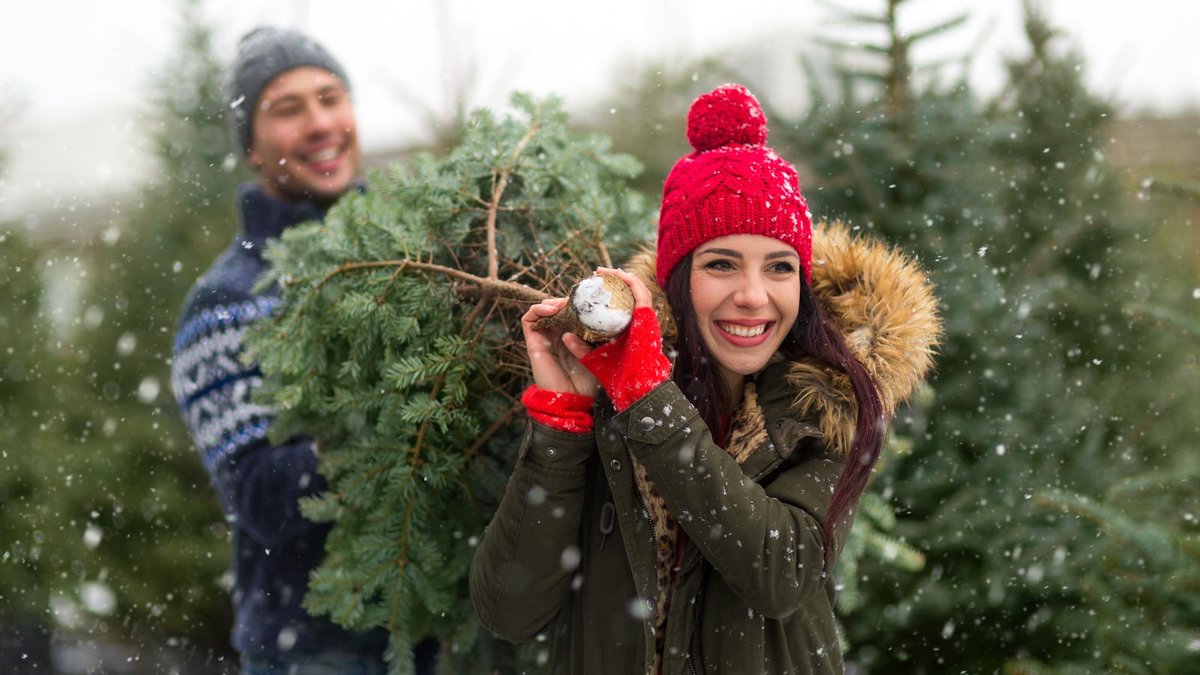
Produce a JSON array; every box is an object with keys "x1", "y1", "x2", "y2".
[{"x1": 689, "y1": 235, "x2": 801, "y2": 389}]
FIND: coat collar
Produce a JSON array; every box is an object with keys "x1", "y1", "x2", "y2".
[{"x1": 625, "y1": 220, "x2": 942, "y2": 456}]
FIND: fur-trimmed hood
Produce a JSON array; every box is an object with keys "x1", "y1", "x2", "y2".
[{"x1": 624, "y1": 220, "x2": 942, "y2": 456}]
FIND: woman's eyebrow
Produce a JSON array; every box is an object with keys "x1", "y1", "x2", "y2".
[
  {"x1": 765, "y1": 250, "x2": 799, "y2": 260},
  {"x1": 695, "y1": 248, "x2": 798, "y2": 260},
  {"x1": 696, "y1": 247, "x2": 741, "y2": 258}
]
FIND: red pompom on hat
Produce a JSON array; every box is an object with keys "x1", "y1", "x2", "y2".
[
  {"x1": 657, "y1": 84, "x2": 812, "y2": 288},
  {"x1": 686, "y1": 83, "x2": 768, "y2": 151}
]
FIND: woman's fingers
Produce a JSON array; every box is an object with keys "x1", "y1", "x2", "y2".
[
  {"x1": 561, "y1": 332, "x2": 595, "y2": 361},
  {"x1": 521, "y1": 299, "x2": 568, "y2": 347},
  {"x1": 596, "y1": 267, "x2": 653, "y2": 308},
  {"x1": 559, "y1": 334, "x2": 600, "y2": 395},
  {"x1": 521, "y1": 297, "x2": 568, "y2": 325},
  {"x1": 523, "y1": 297, "x2": 593, "y2": 394}
]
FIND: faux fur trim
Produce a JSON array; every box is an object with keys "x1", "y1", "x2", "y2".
[
  {"x1": 623, "y1": 249, "x2": 677, "y2": 344},
  {"x1": 797, "y1": 222, "x2": 942, "y2": 453},
  {"x1": 623, "y1": 220, "x2": 942, "y2": 456}
]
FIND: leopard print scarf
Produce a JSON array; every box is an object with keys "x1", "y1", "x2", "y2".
[{"x1": 631, "y1": 381, "x2": 769, "y2": 674}]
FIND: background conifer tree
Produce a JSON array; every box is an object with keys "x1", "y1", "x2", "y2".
[
  {"x1": 2, "y1": 1, "x2": 243, "y2": 666},
  {"x1": 776, "y1": 0, "x2": 1199, "y2": 670},
  {"x1": 0, "y1": 222, "x2": 56, "y2": 664},
  {"x1": 1014, "y1": 120, "x2": 1200, "y2": 674},
  {"x1": 584, "y1": 59, "x2": 739, "y2": 197},
  {"x1": 0, "y1": 77, "x2": 50, "y2": 635}
]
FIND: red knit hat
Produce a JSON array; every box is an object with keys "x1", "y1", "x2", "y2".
[{"x1": 657, "y1": 84, "x2": 812, "y2": 288}]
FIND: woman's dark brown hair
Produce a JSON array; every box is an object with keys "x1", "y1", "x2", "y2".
[{"x1": 665, "y1": 253, "x2": 885, "y2": 568}]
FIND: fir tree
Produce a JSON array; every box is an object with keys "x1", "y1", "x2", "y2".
[
  {"x1": 778, "y1": 1, "x2": 1199, "y2": 671},
  {"x1": 0, "y1": 226, "x2": 53, "y2": 619},
  {"x1": 585, "y1": 58, "x2": 740, "y2": 197},
  {"x1": 1019, "y1": 480, "x2": 1200, "y2": 673},
  {"x1": 0, "y1": 75, "x2": 60, "y2": 669},
  {"x1": 7, "y1": 0, "x2": 243, "y2": 664},
  {"x1": 246, "y1": 93, "x2": 650, "y2": 672},
  {"x1": 1013, "y1": 128, "x2": 1200, "y2": 674}
]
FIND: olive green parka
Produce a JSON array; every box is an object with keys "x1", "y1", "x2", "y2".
[{"x1": 471, "y1": 223, "x2": 941, "y2": 674}]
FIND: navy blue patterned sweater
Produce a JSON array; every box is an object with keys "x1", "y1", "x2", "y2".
[{"x1": 171, "y1": 183, "x2": 386, "y2": 659}]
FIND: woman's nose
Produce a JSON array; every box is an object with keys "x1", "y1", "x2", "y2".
[{"x1": 734, "y1": 273, "x2": 768, "y2": 308}]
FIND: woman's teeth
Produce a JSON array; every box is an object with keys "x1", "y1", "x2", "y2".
[{"x1": 718, "y1": 322, "x2": 766, "y2": 338}]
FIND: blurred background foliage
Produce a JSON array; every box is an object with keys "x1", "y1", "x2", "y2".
[{"x1": 1, "y1": 0, "x2": 1196, "y2": 672}]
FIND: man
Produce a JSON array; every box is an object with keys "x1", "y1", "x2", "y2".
[{"x1": 171, "y1": 27, "x2": 435, "y2": 674}]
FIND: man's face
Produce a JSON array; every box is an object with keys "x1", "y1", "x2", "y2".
[{"x1": 249, "y1": 66, "x2": 359, "y2": 205}]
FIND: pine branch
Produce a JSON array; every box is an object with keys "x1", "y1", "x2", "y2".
[
  {"x1": 1145, "y1": 177, "x2": 1200, "y2": 203},
  {"x1": 507, "y1": 223, "x2": 597, "y2": 284},
  {"x1": 487, "y1": 118, "x2": 542, "y2": 280},
  {"x1": 906, "y1": 14, "x2": 969, "y2": 45},
  {"x1": 312, "y1": 259, "x2": 550, "y2": 305},
  {"x1": 1035, "y1": 489, "x2": 1178, "y2": 566},
  {"x1": 1124, "y1": 302, "x2": 1200, "y2": 339},
  {"x1": 464, "y1": 404, "x2": 522, "y2": 464},
  {"x1": 865, "y1": 530, "x2": 925, "y2": 570},
  {"x1": 388, "y1": 494, "x2": 416, "y2": 636},
  {"x1": 409, "y1": 300, "x2": 490, "y2": 466}
]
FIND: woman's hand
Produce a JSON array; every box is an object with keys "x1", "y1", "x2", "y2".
[
  {"x1": 521, "y1": 298, "x2": 600, "y2": 397},
  {"x1": 596, "y1": 266, "x2": 654, "y2": 309},
  {"x1": 578, "y1": 268, "x2": 672, "y2": 411}
]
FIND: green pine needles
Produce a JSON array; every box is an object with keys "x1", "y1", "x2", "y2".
[{"x1": 245, "y1": 93, "x2": 651, "y2": 672}]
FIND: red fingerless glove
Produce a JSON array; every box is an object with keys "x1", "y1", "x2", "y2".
[
  {"x1": 521, "y1": 385, "x2": 595, "y2": 433},
  {"x1": 579, "y1": 306, "x2": 672, "y2": 411}
]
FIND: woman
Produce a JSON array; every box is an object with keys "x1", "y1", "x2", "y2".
[{"x1": 470, "y1": 84, "x2": 941, "y2": 674}]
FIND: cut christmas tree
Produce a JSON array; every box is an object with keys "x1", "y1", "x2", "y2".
[{"x1": 245, "y1": 92, "x2": 651, "y2": 673}]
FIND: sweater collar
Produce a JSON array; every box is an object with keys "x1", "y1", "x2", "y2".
[{"x1": 234, "y1": 182, "x2": 330, "y2": 252}]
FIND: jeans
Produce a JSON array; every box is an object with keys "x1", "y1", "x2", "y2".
[{"x1": 243, "y1": 639, "x2": 438, "y2": 675}]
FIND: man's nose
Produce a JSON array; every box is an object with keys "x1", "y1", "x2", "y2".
[{"x1": 305, "y1": 101, "x2": 336, "y2": 134}]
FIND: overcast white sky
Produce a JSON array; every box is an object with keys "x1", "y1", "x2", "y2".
[{"x1": 1, "y1": 0, "x2": 1196, "y2": 219}]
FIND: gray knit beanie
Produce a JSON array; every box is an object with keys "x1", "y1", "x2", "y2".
[{"x1": 225, "y1": 27, "x2": 351, "y2": 155}]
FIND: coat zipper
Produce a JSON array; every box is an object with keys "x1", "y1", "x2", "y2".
[
  {"x1": 633, "y1": 483, "x2": 656, "y2": 543},
  {"x1": 685, "y1": 560, "x2": 704, "y2": 675},
  {"x1": 630, "y1": 481, "x2": 662, "y2": 671}
]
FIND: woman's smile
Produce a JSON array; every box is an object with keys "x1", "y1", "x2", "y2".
[{"x1": 715, "y1": 319, "x2": 774, "y2": 344}]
